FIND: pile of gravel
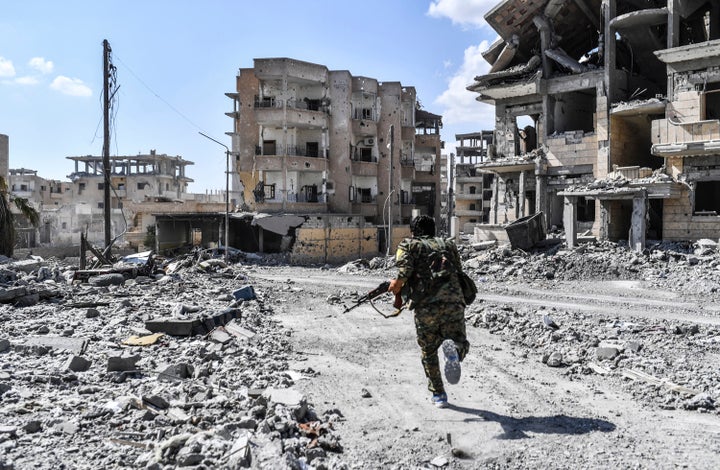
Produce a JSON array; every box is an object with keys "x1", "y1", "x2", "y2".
[{"x1": 0, "y1": 257, "x2": 346, "y2": 469}]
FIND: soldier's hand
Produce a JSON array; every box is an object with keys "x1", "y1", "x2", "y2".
[{"x1": 388, "y1": 278, "x2": 404, "y2": 295}]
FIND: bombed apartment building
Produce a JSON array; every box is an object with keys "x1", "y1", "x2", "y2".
[
  {"x1": 225, "y1": 58, "x2": 442, "y2": 257},
  {"x1": 7, "y1": 151, "x2": 226, "y2": 250},
  {"x1": 465, "y1": 0, "x2": 720, "y2": 249}
]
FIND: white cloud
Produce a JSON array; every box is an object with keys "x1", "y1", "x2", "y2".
[
  {"x1": 50, "y1": 76, "x2": 92, "y2": 97},
  {"x1": 427, "y1": 0, "x2": 497, "y2": 28},
  {"x1": 0, "y1": 57, "x2": 16, "y2": 77},
  {"x1": 28, "y1": 57, "x2": 54, "y2": 74},
  {"x1": 15, "y1": 76, "x2": 39, "y2": 85},
  {"x1": 434, "y1": 41, "x2": 494, "y2": 128}
]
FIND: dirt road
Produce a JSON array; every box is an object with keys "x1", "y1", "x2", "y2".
[{"x1": 252, "y1": 267, "x2": 720, "y2": 469}]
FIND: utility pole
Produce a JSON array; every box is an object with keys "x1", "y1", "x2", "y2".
[
  {"x1": 448, "y1": 152, "x2": 454, "y2": 237},
  {"x1": 387, "y1": 124, "x2": 394, "y2": 256},
  {"x1": 102, "y1": 39, "x2": 112, "y2": 250}
]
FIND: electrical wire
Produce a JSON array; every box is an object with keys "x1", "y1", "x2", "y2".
[{"x1": 113, "y1": 53, "x2": 207, "y2": 133}]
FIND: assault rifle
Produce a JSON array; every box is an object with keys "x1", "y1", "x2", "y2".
[{"x1": 343, "y1": 280, "x2": 404, "y2": 317}]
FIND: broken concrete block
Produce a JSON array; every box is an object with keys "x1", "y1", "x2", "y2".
[
  {"x1": 158, "y1": 363, "x2": 194, "y2": 381},
  {"x1": 85, "y1": 308, "x2": 100, "y2": 318},
  {"x1": 107, "y1": 354, "x2": 140, "y2": 372},
  {"x1": 10, "y1": 258, "x2": 43, "y2": 273},
  {"x1": 546, "y1": 351, "x2": 563, "y2": 367},
  {"x1": 22, "y1": 420, "x2": 42, "y2": 434},
  {"x1": 14, "y1": 293, "x2": 39, "y2": 307},
  {"x1": 595, "y1": 346, "x2": 620, "y2": 360},
  {"x1": 232, "y1": 285, "x2": 256, "y2": 301},
  {"x1": 89, "y1": 273, "x2": 125, "y2": 287},
  {"x1": 0, "y1": 338, "x2": 9, "y2": 353},
  {"x1": 145, "y1": 318, "x2": 200, "y2": 336},
  {"x1": 0, "y1": 286, "x2": 28, "y2": 303},
  {"x1": 210, "y1": 327, "x2": 232, "y2": 344},
  {"x1": 227, "y1": 431, "x2": 251, "y2": 468},
  {"x1": 65, "y1": 355, "x2": 92, "y2": 372},
  {"x1": 142, "y1": 394, "x2": 169, "y2": 410},
  {"x1": 24, "y1": 336, "x2": 89, "y2": 354},
  {"x1": 266, "y1": 388, "x2": 304, "y2": 407},
  {"x1": 225, "y1": 320, "x2": 255, "y2": 342}
]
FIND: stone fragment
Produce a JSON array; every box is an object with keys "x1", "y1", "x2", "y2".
[
  {"x1": 0, "y1": 425, "x2": 17, "y2": 435},
  {"x1": 266, "y1": 388, "x2": 304, "y2": 407},
  {"x1": 145, "y1": 318, "x2": 200, "y2": 336},
  {"x1": 595, "y1": 347, "x2": 620, "y2": 360},
  {"x1": 143, "y1": 394, "x2": 170, "y2": 410},
  {"x1": 546, "y1": 351, "x2": 563, "y2": 367},
  {"x1": 24, "y1": 336, "x2": 88, "y2": 354},
  {"x1": 10, "y1": 258, "x2": 42, "y2": 273},
  {"x1": 0, "y1": 338, "x2": 9, "y2": 353},
  {"x1": 22, "y1": 421, "x2": 41, "y2": 434},
  {"x1": 107, "y1": 354, "x2": 140, "y2": 372},
  {"x1": 15, "y1": 293, "x2": 40, "y2": 307},
  {"x1": 54, "y1": 420, "x2": 79, "y2": 435},
  {"x1": 89, "y1": 273, "x2": 125, "y2": 287},
  {"x1": 210, "y1": 327, "x2": 232, "y2": 344},
  {"x1": 0, "y1": 286, "x2": 28, "y2": 303},
  {"x1": 65, "y1": 355, "x2": 92, "y2": 372},
  {"x1": 232, "y1": 285, "x2": 256, "y2": 301},
  {"x1": 85, "y1": 308, "x2": 100, "y2": 318},
  {"x1": 683, "y1": 393, "x2": 715, "y2": 410},
  {"x1": 158, "y1": 363, "x2": 194, "y2": 381},
  {"x1": 166, "y1": 407, "x2": 190, "y2": 423},
  {"x1": 225, "y1": 320, "x2": 255, "y2": 342},
  {"x1": 227, "y1": 431, "x2": 251, "y2": 468},
  {"x1": 625, "y1": 340, "x2": 642, "y2": 353}
]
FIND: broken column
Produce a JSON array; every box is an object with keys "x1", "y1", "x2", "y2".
[
  {"x1": 563, "y1": 196, "x2": 578, "y2": 249},
  {"x1": 630, "y1": 190, "x2": 648, "y2": 252}
]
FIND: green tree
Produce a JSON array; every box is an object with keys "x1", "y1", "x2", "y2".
[{"x1": 0, "y1": 176, "x2": 40, "y2": 257}]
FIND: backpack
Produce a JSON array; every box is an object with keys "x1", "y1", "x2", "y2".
[{"x1": 420, "y1": 238, "x2": 477, "y2": 305}]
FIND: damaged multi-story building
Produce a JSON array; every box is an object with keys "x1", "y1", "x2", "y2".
[
  {"x1": 7, "y1": 151, "x2": 226, "y2": 250},
  {"x1": 464, "y1": 0, "x2": 720, "y2": 250},
  {"x1": 225, "y1": 58, "x2": 444, "y2": 261}
]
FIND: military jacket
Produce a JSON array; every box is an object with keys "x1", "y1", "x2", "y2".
[{"x1": 395, "y1": 235, "x2": 465, "y2": 308}]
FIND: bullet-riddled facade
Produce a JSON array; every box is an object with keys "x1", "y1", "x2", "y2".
[
  {"x1": 466, "y1": 0, "x2": 720, "y2": 250},
  {"x1": 226, "y1": 58, "x2": 443, "y2": 234}
]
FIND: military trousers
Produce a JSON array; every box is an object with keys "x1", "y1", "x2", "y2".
[{"x1": 413, "y1": 301, "x2": 469, "y2": 394}]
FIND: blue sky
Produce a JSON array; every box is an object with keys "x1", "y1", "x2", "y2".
[{"x1": 0, "y1": 0, "x2": 498, "y2": 192}]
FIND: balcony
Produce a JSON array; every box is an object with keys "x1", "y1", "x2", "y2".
[
  {"x1": 455, "y1": 192, "x2": 484, "y2": 201},
  {"x1": 351, "y1": 160, "x2": 378, "y2": 177},
  {"x1": 651, "y1": 118, "x2": 720, "y2": 157}
]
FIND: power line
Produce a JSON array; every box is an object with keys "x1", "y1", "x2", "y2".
[{"x1": 113, "y1": 53, "x2": 207, "y2": 133}]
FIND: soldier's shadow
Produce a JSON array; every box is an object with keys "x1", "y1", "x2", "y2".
[{"x1": 446, "y1": 404, "x2": 616, "y2": 440}]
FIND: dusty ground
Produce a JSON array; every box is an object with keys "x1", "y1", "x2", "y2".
[
  {"x1": 2, "y1": 241, "x2": 720, "y2": 469},
  {"x1": 251, "y1": 263, "x2": 720, "y2": 469}
]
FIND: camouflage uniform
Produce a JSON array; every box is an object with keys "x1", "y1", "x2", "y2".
[{"x1": 395, "y1": 235, "x2": 470, "y2": 394}]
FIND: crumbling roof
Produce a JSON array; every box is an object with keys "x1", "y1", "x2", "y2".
[
  {"x1": 483, "y1": 0, "x2": 602, "y2": 71},
  {"x1": 415, "y1": 109, "x2": 443, "y2": 129}
]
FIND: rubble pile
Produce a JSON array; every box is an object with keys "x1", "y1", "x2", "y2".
[
  {"x1": 460, "y1": 239, "x2": 720, "y2": 298},
  {"x1": 0, "y1": 255, "x2": 345, "y2": 469},
  {"x1": 470, "y1": 303, "x2": 720, "y2": 414}
]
